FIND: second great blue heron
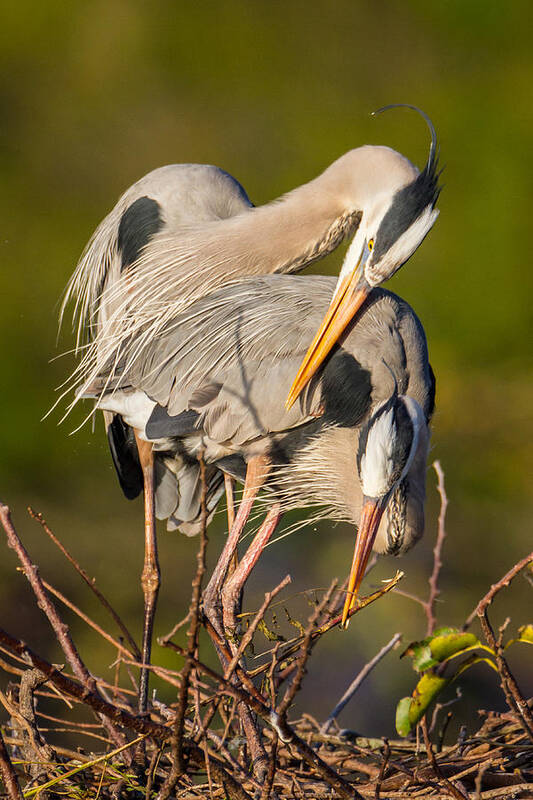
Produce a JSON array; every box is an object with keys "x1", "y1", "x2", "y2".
[{"x1": 87, "y1": 275, "x2": 434, "y2": 703}]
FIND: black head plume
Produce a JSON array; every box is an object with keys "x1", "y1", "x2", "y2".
[
  {"x1": 373, "y1": 103, "x2": 438, "y2": 179},
  {"x1": 370, "y1": 104, "x2": 442, "y2": 262}
]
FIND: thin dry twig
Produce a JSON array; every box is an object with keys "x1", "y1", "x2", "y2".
[
  {"x1": 0, "y1": 728, "x2": 23, "y2": 800},
  {"x1": 250, "y1": 570, "x2": 404, "y2": 680},
  {"x1": 374, "y1": 738, "x2": 390, "y2": 800},
  {"x1": 158, "y1": 454, "x2": 209, "y2": 799},
  {"x1": 321, "y1": 632, "x2": 402, "y2": 733},
  {"x1": 420, "y1": 717, "x2": 468, "y2": 800},
  {"x1": 427, "y1": 460, "x2": 448, "y2": 635},
  {"x1": 0, "y1": 502, "x2": 125, "y2": 749},
  {"x1": 41, "y1": 578, "x2": 134, "y2": 658},
  {"x1": 27, "y1": 506, "x2": 140, "y2": 660},
  {"x1": 475, "y1": 551, "x2": 533, "y2": 740}
]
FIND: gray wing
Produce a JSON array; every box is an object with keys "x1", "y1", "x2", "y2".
[
  {"x1": 125, "y1": 276, "x2": 433, "y2": 448},
  {"x1": 128, "y1": 275, "x2": 340, "y2": 445},
  {"x1": 61, "y1": 164, "x2": 253, "y2": 345}
]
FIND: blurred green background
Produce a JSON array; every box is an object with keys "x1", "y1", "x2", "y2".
[{"x1": 1, "y1": 0, "x2": 532, "y2": 741}]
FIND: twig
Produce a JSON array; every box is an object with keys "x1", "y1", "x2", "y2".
[
  {"x1": 164, "y1": 636, "x2": 357, "y2": 799},
  {"x1": 0, "y1": 502, "x2": 125, "y2": 749},
  {"x1": 374, "y1": 738, "x2": 390, "y2": 800},
  {"x1": 321, "y1": 633, "x2": 402, "y2": 733},
  {"x1": 250, "y1": 570, "x2": 404, "y2": 680},
  {"x1": 0, "y1": 624, "x2": 169, "y2": 740},
  {"x1": 259, "y1": 732, "x2": 277, "y2": 800},
  {"x1": 421, "y1": 717, "x2": 468, "y2": 800},
  {"x1": 429, "y1": 688, "x2": 462, "y2": 736},
  {"x1": 278, "y1": 581, "x2": 337, "y2": 719},
  {"x1": 195, "y1": 575, "x2": 291, "y2": 743},
  {"x1": 158, "y1": 454, "x2": 209, "y2": 800},
  {"x1": 41, "y1": 579, "x2": 134, "y2": 658},
  {"x1": 475, "y1": 551, "x2": 533, "y2": 739},
  {"x1": 0, "y1": 728, "x2": 23, "y2": 800},
  {"x1": 27, "y1": 506, "x2": 140, "y2": 660},
  {"x1": 426, "y1": 460, "x2": 448, "y2": 635}
]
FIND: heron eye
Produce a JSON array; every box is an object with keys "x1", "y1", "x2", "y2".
[{"x1": 368, "y1": 238, "x2": 374, "y2": 251}]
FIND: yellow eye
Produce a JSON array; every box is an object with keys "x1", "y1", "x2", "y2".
[{"x1": 368, "y1": 238, "x2": 374, "y2": 251}]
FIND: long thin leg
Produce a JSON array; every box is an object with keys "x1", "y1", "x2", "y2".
[
  {"x1": 224, "y1": 472, "x2": 235, "y2": 531},
  {"x1": 203, "y1": 455, "x2": 270, "y2": 638},
  {"x1": 134, "y1": 431, "x2": 160, "y2": 715},
  {"x1": 221, "y1": 503, "x2": 282, "y2": 643},
  {"x1": 224, "y1": 473, "x2": 239, "y2": 578},
  {"x1": 221, "y1": 503, "x2": 282, "y2": 782}
]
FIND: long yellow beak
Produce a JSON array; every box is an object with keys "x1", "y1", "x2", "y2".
[
  {"x1": 341, "y1": 499, "x2": 384, "y2": 629},
  {"x1": 286, "y1": 270, "x2": 370, "y2": 409}
]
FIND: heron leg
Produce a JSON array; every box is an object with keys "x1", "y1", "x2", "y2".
[
  {"x1": 224, "y1": 473, "x2": 239, "y2": 578},
  {"x1": 134, "y1": 431, "x2": 160, "y2": 716},
  {"x1": 218, "y1": 503, "x2": 282, "y2": 782},
  {"x1": 221, "y1": 503, "x2": 282, "y2": 643},
  {"x1": 224, "y1": 472, "x2": 236, "y2": 531},
  {"x1": 203, "y1": 455, "x2": 270, "y2": 640}
]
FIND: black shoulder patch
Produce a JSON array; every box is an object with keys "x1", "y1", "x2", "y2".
[
  {"x1": 146, "y1": 406, "x2": 200, "y2": 439},
  {"x1": 118, "y1": 196, "x2": 163, "y2": 271},
  {"x1": 106, "y1": 415, "x2": 143, "y2": 499},
  {"x1": 320, "y1": 349, "x2": 372, "y2": 428}
]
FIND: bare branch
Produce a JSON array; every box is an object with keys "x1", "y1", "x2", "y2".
[
  {"x1": 426, "y1": 460, "x2": 448, "y2": 635},
  {"x1": 158, "y1": 454, "x2": 210, "y2": 799},
  {"x1": 321, "y1": 632, "x2": 402, "y2": 733},
  {"x1": 0, "y1": 502, "x2": 125, "y2": 749},
  {"x1": 475, "y1": 551, "x2": 533, "y2": 740},
  {"x1": 27, "y1": 506, "x2": 140, "y2": 660},
  {"x1": 420, "y1": 717, "x2": 468, "y2": 800},
  {"x1": 0, "y1": 729, "x2": 23, "y2": 800}
]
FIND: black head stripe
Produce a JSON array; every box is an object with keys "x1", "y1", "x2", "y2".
[
  {"x1": 372, "y1": 162, "x2": 441, "y2": 262},
  {"x1": 390, "y1": 398, "x2": 414, "y2": 485},
  {"x1": 118, "y1": 196, "x2": 163, "y2": 271}
]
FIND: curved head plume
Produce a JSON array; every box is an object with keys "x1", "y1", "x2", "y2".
[{"x1": 372, "y1": 103, "x2": 439, "y2": 178}]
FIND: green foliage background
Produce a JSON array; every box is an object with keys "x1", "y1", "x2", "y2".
[{"x1": 1, "y1": 1, "x2": 531, "y2": 737}]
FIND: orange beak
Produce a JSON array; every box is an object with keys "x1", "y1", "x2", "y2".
[
  {"x1": 341, "y1": 498, "x2": 385, "y2": 629},
  {"x1": 286, "y1": 269, "x2": 370, "y2": 410}
]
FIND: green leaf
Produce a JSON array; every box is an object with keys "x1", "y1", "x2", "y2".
[
  {"x1": 409, "y1": 672, "x2": 450, "y2": 726},
  {"x1": 395, "y1": 672, "x2": 450, "y2": 736},
  {"x1": 395, "y1": 696, "x2": 412, "y2": 737},
  {"x1": 403, "y1": 628, "x2": 482, "y2": 672},
  {"x1": 429, "y1": 631, "x2": 479, "y2": 662},
  {"x1": 518, "y1": 624, "x2": 533, "y2": 643}
]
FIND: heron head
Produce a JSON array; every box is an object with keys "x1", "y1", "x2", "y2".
[
  {"x1": 286, "y1": 106, "x2": 441, "y2": 409},
  {"x1": 341, "y1": 392, "x2": 425, "y2": 628}
]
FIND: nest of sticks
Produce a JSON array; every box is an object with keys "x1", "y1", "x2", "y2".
[{"x1": 0, "y1": 462, "x2": 531, "y2": 799}]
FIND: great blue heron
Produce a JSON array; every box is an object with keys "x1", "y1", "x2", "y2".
[
  {"x1": 61, "y1": 106, "x2": 440, "y2": 711},
  {"x1": 86, "y1": 275, "x2": 434, "y2": 703},
  {"x1": 62, "y1": 106, "x2": 440, "y2": 405}
]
